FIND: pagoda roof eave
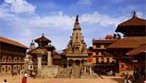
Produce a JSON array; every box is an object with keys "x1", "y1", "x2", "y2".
[
  {"x1": 27, "y1": 48, "x2": 48, "y2": 55},
  {"x1": 108, "y1": 37, "x2": 146, "y2": 49},
  {"x1": 35, "y1": 34, "x2": 51, "y2": 43},
  {"x1": 116, "y1": 12, "x2": 146, "y2": 32},
  {"x1": 126, "y1": 44, "x2": 146, "y2": 56}
]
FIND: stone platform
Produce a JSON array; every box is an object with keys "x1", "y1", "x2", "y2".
[
  {"x1": 40, "y1": 66, "x2": 58, "y2": 78},
  {"x1": 0, "y1": 75, "x2": 123, "y2": 83}
]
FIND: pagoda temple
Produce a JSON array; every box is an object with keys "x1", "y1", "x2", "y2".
[
  {"x1": 26, "y1": 34, "x2": 61, "y2": 77},
  {"x1": 63, "y1": 15, "x2": 88, "y2": 67},
  {"x1": 27, "y1": 34, "x2": 55, "y2": 67},
  {"x1": 108, "y1": 11, "x2": 146, "y2": 76},
  {"x1": 116, "y1": 11, "x2": 146, "y2": 37}
]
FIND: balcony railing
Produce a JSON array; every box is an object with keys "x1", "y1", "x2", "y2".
[
  {"x1": 1, "y1": 50, "x2": 25, "y2": 56},
  {"x1": 0, "y1": 61, "x2": 24, "y2": 64}
]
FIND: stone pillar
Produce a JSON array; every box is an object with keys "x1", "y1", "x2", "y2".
[
  {"x1": 67, "y1": 59, "x2": 69, "y2": 68},
  {"x1": 84, "y1": 66, "x2": 86, "y2": 75},
  {"x1": 47, "y1": 51, "x2": 52, "y2": 66},
  {"x1": 89, "y1": 66, "x2": 92, "y2": 75},
  {"x1": 37, "y1": 56, "x2": 42, "y2": 70},
  {"x1": 79, "y1": 60, "x2": 82, "y2": 66},
  {"x1": 72, "y1": 60, "x2": 74, "y2": 66}
]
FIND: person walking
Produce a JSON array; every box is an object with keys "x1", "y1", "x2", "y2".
[
  {"x1": 3, "y1": 79, "x2": 7, "y2": 83},
  {"x1": 124, "y1": 72, "x2": 129, "y2": 83},
  {"x1": 22, "y1": 73, "x2": 28, "y2": 83}
]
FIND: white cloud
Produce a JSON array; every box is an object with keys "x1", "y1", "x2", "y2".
[
  {"x1": 4, "y1": 0, "x2": 36, "y2": 13},
  {"x1": 0, "y1": 0, "x2": 132, "y2": 50},
  {"x1": 0, "y1": 0, "x2": 145, "y2": 51},
  {"x1": 80, "y1": 12, "x2": 120, "y2": 27},
  {"x1": 0, "y1": 9, "x2": 128, "y2": 50},
  {"x1": 29, "y1": 12, "x2": 74, "y2": 29},
  {"x1": 25, "y1": 11, "x2": 124, "y2": 31}
]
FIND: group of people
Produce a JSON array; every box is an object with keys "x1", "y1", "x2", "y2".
[
  {"x1": 123, "y1": 72, "x2": 133, "y2": 83},
  {"x1": 123, "y1": 70, "x2": 145, "y2": 83},
  {"x1": 2, "y1": 73, "x2": 28, "y2": 83}
]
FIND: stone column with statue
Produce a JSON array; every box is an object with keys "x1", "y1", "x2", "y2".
[
  {"x1": 47, "y1": 51, "x2": 52, "y2": 66},
  {"x1": 37, "y1": 55, "x2": 42, "y2": 70}
]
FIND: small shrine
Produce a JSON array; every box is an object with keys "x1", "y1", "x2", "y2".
[{"x1": 26, "y1": 33, "x2": 59, "y2": 78}]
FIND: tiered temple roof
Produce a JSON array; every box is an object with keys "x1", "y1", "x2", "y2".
[
  {"x1": 116, "y1": 11, "x2": 146, "y2": 36},
  {"x1": 117, "y1": 12, "x2": 146, "y2": 27},
  {"x1": 35, "y1": 33, "x2": 51, "y2": 47},
  {"x1": 109, "y1": 12, "x2": 146, "y2": 49}
]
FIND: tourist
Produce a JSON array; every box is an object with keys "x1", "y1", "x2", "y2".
[
  {"x1": 22, "y1": 73, "x2": 28, "y2": 83},
  {"x1": 124, "y1": 72, "x2": 129, "y2": 83},
  {"x1": 3, "y1": 79, "x2": 7, "y2": 83},
  {"x1": 127, "y1": 75, "x2": 133, "y2": 83},
  {"x1": 31, "y1": 71, "x2": 36, "y2": 78},
  {"x1": 108, "y1": 70, "x2": 113, "y2": 76}
]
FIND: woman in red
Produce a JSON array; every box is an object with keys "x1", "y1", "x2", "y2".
[{"x1": 22, "y1": 74, "x2": 28, "y2": 83}]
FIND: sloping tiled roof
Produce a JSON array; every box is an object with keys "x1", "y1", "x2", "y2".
[
  {"x1": 53, "y1": 51, "x2": 62, "y2": 59},
  {"x1": 93, "y1": 39, "x2": 118, "y2": 44},
  {"x1": 108, "y1": 37, "x2": 146, "y2": 49},
  {"x1": 126, "y1": 44, "x2": 146, "y2": 56},
  {"x1": 35, "y1": 34, "x2": 51, "y2": 43},
  {"x1": 0, "y1": 36, "x2": 27, "y2": 48},
  {"x1": 87, "y1": 49, "x2": 93, "y2": 54},
  {"x1": 116, "y1": 12, "x2": 146, "y2": 32},
  {"x1": 118, "y1": 16, "x2": 146, "y2": 26},
  {"x1": 28, "y1": 48, "x2": 48, "y2": 55}
]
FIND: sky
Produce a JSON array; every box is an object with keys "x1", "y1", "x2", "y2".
[{"x1": 0, "y1": 0, "x2": 146, "y2": 51}]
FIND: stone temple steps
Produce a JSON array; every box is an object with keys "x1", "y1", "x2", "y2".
[
  {"x1": 56, "y1": 66, "x2": 98, "y2": 78},
  {"x1": 41, "y1": 66, "x2": 58, "y2": 78},
  {"x1": 81, "y1": 73, "x2": 98, "y2": 78}
]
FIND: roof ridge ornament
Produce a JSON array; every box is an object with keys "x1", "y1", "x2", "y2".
[
  {"x1": 75, "y1": 15, "x2": 79, "y2": 25},
  {"x1": 76, "y1": 15, "x2": 79, "y2": 22},
  {"x1": 73, "y1": 15, "x2": 81, "y2": 30},
  {"x1": 42, "y1": 33, "x2": 44, "y2": 36},
  {"x1": 132, "y1": 11, "x2": 137, "y2": 18},
  {"x1": 31, "y1": 40, "x2": 34, "y2": 43}
]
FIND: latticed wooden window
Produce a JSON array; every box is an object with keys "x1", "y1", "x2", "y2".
[
  {"x1": 100, "y1": 45, "x2": 105, "y2": 48},
  {"x1": 107, "y1": 58, "x2": 110, "y2": 63},
  {"x1": 8, "y1": 66, "x2": 11, "y2": 70},
  {"x1": 2, "y1": 67, "x2": 5, "y2": 71},
  {"x1": 101, "y1": 58, "x2": 104, "y2": 63},
  {"x1": 8, "y1": 57, "x2": 12, "y2": 62},
  {"x1": 5, "y1": 66, "x2": 7, "y2": 72},
  {"x1": 2, "y1": 57, "x2": 6, "y2": 62}
]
